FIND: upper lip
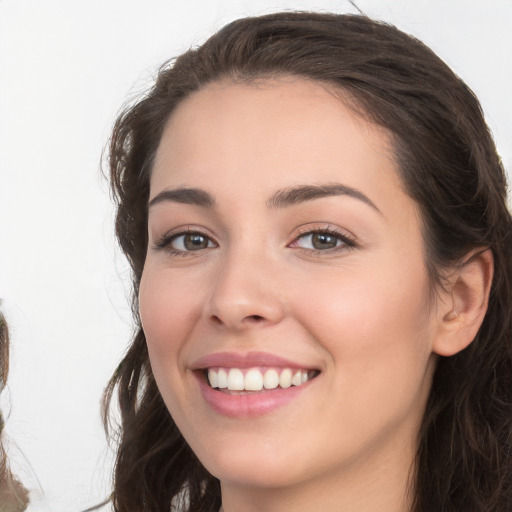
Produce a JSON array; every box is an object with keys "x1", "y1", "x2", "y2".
[{"x1": 190, "y1": 351, "x2": 320, "y2": 371}]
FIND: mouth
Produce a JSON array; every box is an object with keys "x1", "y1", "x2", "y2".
[
  {"x1": 191, "y1": 351, "x2": 321, "y2": 417},
  {"x1": 204, "y1": 367, "x2": 320, "y2": 393}
]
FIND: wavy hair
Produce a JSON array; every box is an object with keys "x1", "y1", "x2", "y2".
[
  {"x1": 102, "y1": 12, "x2": 512, "y2": 511},
  {"x1": 0, "y1": 309, "x2": 29, "y2": 511}
]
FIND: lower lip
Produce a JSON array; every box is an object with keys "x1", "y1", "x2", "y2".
[{"x1": 196, "y1": 373, "x2": 311, "y2": 418}]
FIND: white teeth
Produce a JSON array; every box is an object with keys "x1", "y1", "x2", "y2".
[
  {"x1": 279, "y1": 368, "x2": 292, "y2": 388},
  {"x1": 217, "y1": 368, "x2": 228, "y2": 389},
  {"x1": 263, "y1": 369, "x2": 279, "y2": 389},
  {"x1": 244, "y1": 369, "x2": 264, "y2": 391},
  {"x1": 227, "y1": 368, "x2": 245, "y2": 391},
  {"x1": 207, "y1": 367, "x2": 316, "y2": 391},
  {"x1": 207, "y1": 369, "x2": 218, "y2": 388},
  {"x1": 291, "y1": 370, "x2": 302, "y2": 386}
]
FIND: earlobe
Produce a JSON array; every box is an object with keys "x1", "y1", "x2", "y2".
[{"x1": 433, "y1": 249, "x2": 494, "y2": 357}]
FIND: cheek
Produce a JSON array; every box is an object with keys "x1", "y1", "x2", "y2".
[
  {"x1": 138, "y1": 266, "x2": 212, "y2": 430},
  {"x1": 291, "y1": 256, "x2": 433, "y2": 374},
  {"x1": 139, "y1": 266, "x2": 204, "y2": 368},
  {"x1": 292, "y1": 263, "x2": 435, "y2": 439}
]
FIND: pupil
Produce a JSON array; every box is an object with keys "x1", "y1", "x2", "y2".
[
  {"x1": 312, "y1": 233, "x2": 337, "y2": 249},
  {"x1": 184, "y1": 234, "x2": 208, "y2": 250}
]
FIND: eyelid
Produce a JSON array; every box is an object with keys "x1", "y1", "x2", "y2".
[
  {"x1": 152, "y1": 225, "x2": 218, "y2": 253},
  {"x1": 151, "y1": 223, "x2": 356, "y2": 255},
  {"x1": 288, "y1": 224, "x2": 357, "y2": 252}
]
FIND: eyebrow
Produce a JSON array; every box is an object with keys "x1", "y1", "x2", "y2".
[
  {"x1": 267, "y1": 183, "x2": 381, "y2": 213},
  {"x1": 148, "y1": 183, "x2": 380, "y2": 214},
  {"x1": 148, "y1": 188, "x2": 215, "y2": 209}
]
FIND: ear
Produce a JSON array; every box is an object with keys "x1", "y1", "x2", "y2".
[{"x1": 433, "y1": 249, "x2": 494, "y2": 357}]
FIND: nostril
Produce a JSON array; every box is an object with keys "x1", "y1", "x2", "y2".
[
  {"x1": 245, "y1": 315, "x2": 265, "y2": 323},
  {"x1": 210, "y1": 315, "x2": 223, "y2": 326},
  {"x1": 209, "y1": 313, "x2": 264, "y2": 327}
]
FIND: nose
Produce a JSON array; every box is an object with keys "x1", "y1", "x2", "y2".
[{"x1": 205, "y1": 251, "x2": 286, "y2": 331}]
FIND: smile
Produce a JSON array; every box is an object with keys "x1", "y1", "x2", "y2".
[
  {"x1": 207, "y1": 367, "x2": 318, "y2": 392},
  {"x1": 192, "y1": 352, "x2": 321, "y2": 417}
]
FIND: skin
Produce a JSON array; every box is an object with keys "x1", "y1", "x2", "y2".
[{"x1": 139, "y1": 78, "x2": 454, "y2": 512}]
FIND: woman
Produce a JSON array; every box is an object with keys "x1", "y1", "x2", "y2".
[{"x1": 102, "y1": 12, "x2": 512, "y2": 512}]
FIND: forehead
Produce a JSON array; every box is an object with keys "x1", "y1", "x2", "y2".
[{"x1": 151, "y1": 78, "x2": 405, "y2": 212}]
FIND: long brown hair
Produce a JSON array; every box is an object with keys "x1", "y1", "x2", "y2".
[
  {"x1": 102, "y1": 12, "x2": 512, "y2": 511},
  {"x1": 0, "y1": 308, "x2": 9, "y2": 487},
  {"x1": 0, "y1": 308, "x2": 29, "y2": 511}
]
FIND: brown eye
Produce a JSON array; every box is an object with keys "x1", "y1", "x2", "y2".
[
  {"x1": 311, "y1": 233, "x2": 339, "y2": 250},
  {"x1": 294, "y1": 232, "x2": 343, "y2": 250},
  {"x1": 170, "y1": 232, "x2": 215, "y2": 252},
  {"x1": 184, "y1": 233, "x2": 209, "y2": 250}
]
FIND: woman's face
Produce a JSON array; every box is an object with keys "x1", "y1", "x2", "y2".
[{"x1": 140, "y1": 79, "x2": 441, "y2": 492}]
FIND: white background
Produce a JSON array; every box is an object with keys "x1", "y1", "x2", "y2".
[{"x1": 0, "y1": 1, "x2": 511, "y2": 510}]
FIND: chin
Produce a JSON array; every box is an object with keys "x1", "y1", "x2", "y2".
[
  {"x1": 209, "y1": 460, "x2": 299, "y2": 489},
  {"x1": 192, "y1": 433, "x2": 321, "y2": 490}
]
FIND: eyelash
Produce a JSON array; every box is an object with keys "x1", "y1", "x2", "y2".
[
  {"x1": 153, "y1": 225, "x2": 356, "y2": 256},
  {"x1": 289, "y1": 226, "x2": 357, "y2": 254},
  {"x1": 154, "y1": 227, "x2": 216, "y2": 257}
]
